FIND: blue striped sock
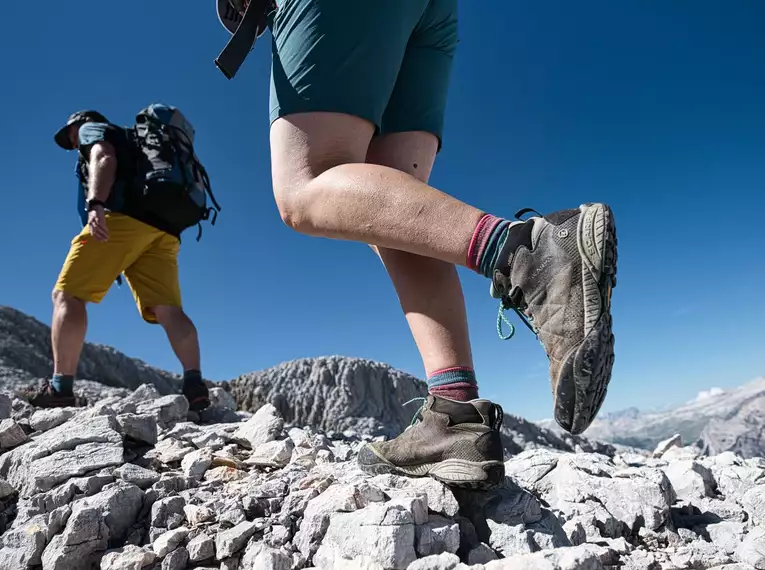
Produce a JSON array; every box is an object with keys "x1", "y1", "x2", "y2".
[{"x1": 428, "y1": 367, "x2": 479, "y2": 402}]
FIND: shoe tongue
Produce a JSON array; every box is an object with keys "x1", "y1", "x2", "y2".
[{"x1": 430, "y1": 396, "x2": 485, "y2": 425}]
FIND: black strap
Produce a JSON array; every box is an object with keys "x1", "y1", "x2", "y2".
[{"x1": 214, "y1": 0, "x2": 272, "y2": 79}]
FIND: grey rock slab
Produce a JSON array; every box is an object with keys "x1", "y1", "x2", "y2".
[
  {"x1": 710, "y1": 462, "x2": 764, "y2": 499},
  {"x1": 652, "y1": 434, "x2": 682, "y2": 458},
  {"x1": 468, "y1": 543, "x2": 499, "y2": 564},
  {"x1": 30, "y1": 441, "x2": 125, "y2": 495},
  {"x1": 0, "y1": 418, "x2": 28, "y2": 448},
  {"x1": 232, "y1": 403, "x2": 284, "y2": 449},
  {"x1": 407, "y1": 552, "x2": 462, "y2": 570},
  {"x1": 314, "y1": 502, "x2": 418, "y2": 570},
  {"x1": 153, "y1": 526, "x2": 189, "y2": 558},
  {"x1": 737, "y1": 526, "x2": 765, "y2": 569},
  {"x1": 0, "y1": 515, "x2": 49, "y2": 568},
  {"x1": 161, "y1": 546, "x2": 189, "y2": 570},
  {"x1": 216, "y1": 519, "x2": 267, "y2": 559},
  {"x1": 415, "y1": 515, "x2": 460, "y2": 557},
  {"x1": 187, "y1": 532, "x2": 215, "y2": 563},
  {"x1": 239, "y1": 542, "x2": 292, "y2": 570},
  {"x1": 482, "y1": 543, "x2": 608, "y2": 570},
  {"x1": 116, "y1": 413, "x2": 158, "y2": 445},
  {"x1": 505, "y1": 450, "x2": 673, "y2": 535},
  {"x1": 0, "y1": 477, "x2": 15, "y2": 499},
  {"x1": 181, "y1": 447, "x2": 213, "y2": 480},
  {"x1": 371, "y1": 474, "x2": 459, "y2": 517},
  {"x1": 115, "y1": 463, "x2": 161, "y2": 489},
  {"x1": 662, "y1": 459, "x2": 715, "y2": 502},
  {"x1": 0, "y1": 414, "x2": 122, "y2": 496},
  {"x1": 0, "y1": 392, "x2": 12, "y2": 419},
  {"x1": 743, "y1": 486, "x2": 765, "y2": 525},
  {"x1": 293, "y1": 483, "x2": 361, "y2": 558},
  {"x1": 184, "y1": 504, "x2": 215, "y2": 526},
  {"x1": 74, "y1": 481, "x2": 145, "y2": 544},
  {"x1": 100, "y1": 545, "x2": 157, "y2": 570},
  {"x1": 30, "y1": 408, "x2": 77, "y2": 432},
  {"x1": 209, "y1": 387, "x2": 237, "y2": 411},
  {"x1": 151, "y1": 496, "x2": 186, "y2": 530},
  {"x1": 42, "y1": 505, "x2": 109, "y2": 570},
  {"x1": 707, "y1": 521, "x2": 746, "y2": 556},
  {"x1": 144, "y1": 438, "x2": 194, "y2": 464},
  {"x1": 669, "y1": 538, "x2": 732, "y2": 569},
  {"x1": 136, "y1": 395, "x2": 188, "y2": 427},
  {"x1": 245, "y1": 438, "x2": 295, "y2": 468}
]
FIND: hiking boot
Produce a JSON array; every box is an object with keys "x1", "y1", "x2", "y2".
[
  {"x1": 26, "y1": 380, "x2": 80, "y2": 408},
  {"x1": 491, "y1": 203, "x2": 618, "y2": 435},
  {"x1": 183, "y1": 378, "x2": 210, "y2": 412},
  {"x1": 357, "y1": 395, "x2": 506, "y2": 490}
]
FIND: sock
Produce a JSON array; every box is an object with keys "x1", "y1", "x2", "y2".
[
  {"x1": 183, "y1": 369, "x2": 203, "y2": 384},
  {"x1": 51, "y1": 374, "x2": 74, "y2": 396},
  {"x1": 467, "y1": 214, "x2": 513, "y2": 278},
  {"x1": 428, "y1": 367, "x2": 479, "y2": 402}
]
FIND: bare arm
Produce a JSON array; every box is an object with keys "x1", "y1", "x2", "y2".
[{"x1": 86, "y1": 141, "x2": 117, "y2": 203}]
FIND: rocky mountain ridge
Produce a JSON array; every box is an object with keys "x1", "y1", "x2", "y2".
[
  {"x1": 539, "y1": 377, "x2": 765, "y2": 458},
  {"x1": 0, "y1": 306, "x2": 180, "y2": 395},
  {"x1": 1, "y1": 378, "x2": 765, "y2": 569},
  {"x1": 2, "y1": 305, "x2": 765, "y2": 568}
]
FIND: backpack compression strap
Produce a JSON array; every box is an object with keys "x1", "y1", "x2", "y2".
[{"x1": 215, "y1": 0, "x2": 275, "y2": 80}]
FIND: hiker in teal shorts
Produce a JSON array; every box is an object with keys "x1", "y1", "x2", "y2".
[{"x1": 220, "y1": 0, "x2": 619, "y2": 489}]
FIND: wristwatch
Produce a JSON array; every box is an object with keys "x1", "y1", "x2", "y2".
[{"x1": 87, "y1": 199, "x2": 106, "y2": 211}]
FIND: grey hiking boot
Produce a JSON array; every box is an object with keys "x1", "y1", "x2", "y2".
[
  {"x1": 491, "y1": 203, "x2": 618, "y2": 435},
  {"x1": 357, "y1": 395, "x2": 506, "y2": 490}
]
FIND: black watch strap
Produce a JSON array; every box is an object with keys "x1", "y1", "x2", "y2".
[{"x1": 87, "y1": 199, "x2": 106, "y2": 211}]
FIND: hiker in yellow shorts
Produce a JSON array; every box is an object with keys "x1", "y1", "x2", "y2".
[{"x1": 32, "y1": 110, "x2": 210, "y2": 411}]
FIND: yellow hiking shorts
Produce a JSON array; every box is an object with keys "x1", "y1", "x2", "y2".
[{"x1": 54, "y1": 213, "x2": 182, "y2": 323}]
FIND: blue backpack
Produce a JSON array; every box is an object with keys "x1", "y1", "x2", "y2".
[{"x1": 129, "y1": 104, "x2": 221, "y2": 240}]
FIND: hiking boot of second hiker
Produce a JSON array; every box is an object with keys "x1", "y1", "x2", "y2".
[
  {"x1": 491, "y1": 203, "x2": 618, "y2": 436},
  {"x1": 26, "y1": 381, "x2": 81, "y2": 408},
  {"x1": 183, "y1": 379, "x2": 211, "y2": 412},
  {"x1": 357, "y1": 395, "x2": 506, "y2": 490}
]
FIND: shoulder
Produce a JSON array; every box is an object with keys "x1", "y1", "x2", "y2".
[{"x1": 78, "y1": 122, "x2": 128, "y2": 159}]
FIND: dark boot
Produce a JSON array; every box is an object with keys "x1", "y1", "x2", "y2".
[
  {"x1": 357, "y1": 395, "x2": 505, "y2": 490},
  {"x1": 26, "y1": 380, "x2": 80, "y2": 408},
  {"x1": 491, "y1": 203, "x2": 618, "y2": 435},
  {"x1": 183, "y1": 377, "x2": 210, "y2": 411}
]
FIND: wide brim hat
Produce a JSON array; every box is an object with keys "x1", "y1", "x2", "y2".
[{"x1": 54, "y1": 110, "x2": 109, "y2": 150}]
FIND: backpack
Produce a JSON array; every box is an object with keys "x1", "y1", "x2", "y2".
[{"x1": 129, "y1": 104, "x2": 221, "y2": 240}]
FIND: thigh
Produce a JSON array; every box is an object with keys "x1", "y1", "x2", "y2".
[
  {"x1": 269, "y1": 0, "x2": 431, "y2": 131},
  {"x1": 366, "y1": 132, "x2": 439, "y2": 183},
  {"x1": 54, "y1": 214, "x2": 149, "y2": 303},
  {"x1": 380, "y1": 0, "x2": 459, "y2": 149},
  {"x1": 123, "y1": 234, "x2": 182, "y2": 323}
]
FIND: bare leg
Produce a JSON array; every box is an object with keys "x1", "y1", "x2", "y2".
[
  {"x1": 271, "y1": 112, "x2": 484, "y2": 267},
  {"x1": 51, "y1": 290, "x2": 87, "y2": 376},
  {"x1": 365, "y1": 131, "x2": 474, "y2": 378},
  {"x1": 152, "y1": 306, "x2": 200, "y2": 372}
]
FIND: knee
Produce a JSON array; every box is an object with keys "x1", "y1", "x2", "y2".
[
  {"x1": 153, "y1": 306, "x2": 194, "y2": 330},
  {"x1": 51, "y1": 289, "x2": 83, "y2": 310},
  {"x1": 272, "y1": 179, "x2": 316, "y2": 234}
]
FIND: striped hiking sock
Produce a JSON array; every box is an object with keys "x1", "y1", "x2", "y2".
[
  {"x1": 467, "y1": 214, "x2": 513, "y2": 278},
  {"x1": 428, "y1": 367, "x2": 479, "y2": 402}
]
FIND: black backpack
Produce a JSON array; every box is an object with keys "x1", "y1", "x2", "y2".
[{"x1": 128, "y1": 104, "x2": 221, "y2": 240}]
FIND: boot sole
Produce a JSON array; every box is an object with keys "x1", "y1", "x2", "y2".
[
  {"x1": 359, "y1": 446, "x2": 505, "y2": 490},
  {"x1": 554, "y1": 203, "x2": 618, "y2": 435}
]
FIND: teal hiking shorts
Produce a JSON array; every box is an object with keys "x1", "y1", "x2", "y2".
[{"x1": 269, "y1": 0, "x2": 458, "y2": 147}]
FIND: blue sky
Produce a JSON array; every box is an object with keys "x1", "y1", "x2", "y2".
[{"x1": 1, "y1": 1, "x2": 764, "y2": 421}]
